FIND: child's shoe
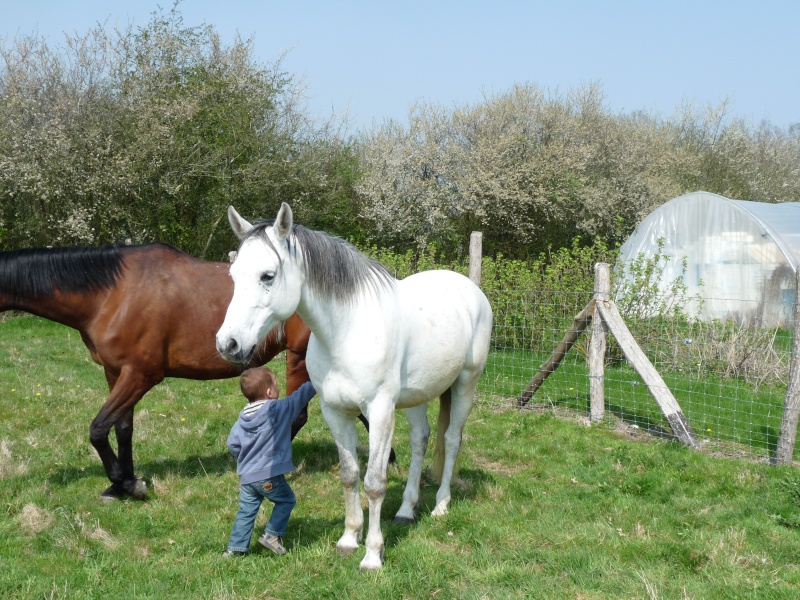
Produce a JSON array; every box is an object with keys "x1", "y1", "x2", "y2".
[
  {"x1": 258, "y1": 534, "x2": 286, "y2": 555},
  {"x1": 222, "y1": 549, "x2": 247, "y2": 557}
]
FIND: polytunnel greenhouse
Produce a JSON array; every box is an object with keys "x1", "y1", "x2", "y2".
[{"x1": 615, "y1": 191, "x2": 800, "y2": 327}]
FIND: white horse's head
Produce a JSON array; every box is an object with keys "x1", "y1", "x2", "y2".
[{"x1": 216, "y1": 202, "x2": 303, "y2": 364}]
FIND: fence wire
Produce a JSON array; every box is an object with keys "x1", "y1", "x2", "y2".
[{"x1": 477, "y1": 289, "x2": 794, "y2": 464}]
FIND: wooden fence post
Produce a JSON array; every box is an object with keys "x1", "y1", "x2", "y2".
[
  {"x1": 589, "y1": 263, "x2": 610, "y2": 422},
  {"x1": 595, "y1": 300, "x2": 699, "y2": 447},
  {"x1": 468, "y1": 232, "x2": 483, "y2": 286},
  {"x1": 775, "y1": 269, "x2": 800, "y2": 464},
  {"x1": 515, "y1": 262, "x2": 698, "y2": 447},
  {"x1": 516, "y1": 301, "x2": 594, "y2": 407}
]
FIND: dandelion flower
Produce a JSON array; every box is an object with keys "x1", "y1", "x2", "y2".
[
  {"x1": 181, "y1": 417, "x2": 186, "y2": 422},
  {"x1": 36, "y1": 392, "x2": 42, "y2": 396}
]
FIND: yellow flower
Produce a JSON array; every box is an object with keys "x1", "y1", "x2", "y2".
[
  {"x1": 36, "y1": 392, "x2": 42, "y2": 396},
  {"x1": 181, "y1": 417, "x2": 186, "y2": 422},
  {"x1": 706, "y1": 428, "x2": 712, "y2": 432},
  {"x1": 11, "y1": 388, "x2": 16, "y2": 392}
]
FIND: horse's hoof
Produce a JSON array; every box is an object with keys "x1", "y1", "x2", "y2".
[
  {"x1": 99, "y1": 484, "x2": 124, "y2": 501},
  {"x1": 431, "y1": 502, "x2": 449, "y2": 517},
  {"x1": 393, "y1": 515, "x2": 414, "y2": 524},
  {"x1": 359, "y1": 561, "x2": 383, "y2": 573},
  {"x1": 129, "y1": 478, "x2": 148, "y2": 500},
  {"x1": 336, "y1": 543, "x2": 359, "y2": 557},
  {"x1": 359, "y1": 547, "x2": 385, "y2": 572},
  {"x1": 336, "y1": 530, "x2": 361, "y2": 557}
]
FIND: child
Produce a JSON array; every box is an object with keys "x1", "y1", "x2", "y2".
[{"x1": 223, "y1": 367, "x2": 316, "y2": 557}]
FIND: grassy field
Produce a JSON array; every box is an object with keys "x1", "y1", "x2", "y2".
[{"x1": 1, "y1": 315, "x2": 800, "y2": 599}]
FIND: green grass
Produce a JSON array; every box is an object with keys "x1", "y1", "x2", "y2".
[{"x1": 2, "y1": 315, "x2": 800, "y2": 598}]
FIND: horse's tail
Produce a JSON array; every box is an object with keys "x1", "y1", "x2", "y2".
[{"x1": 432, "y1": 387, "x2": 452, "y2": 483}]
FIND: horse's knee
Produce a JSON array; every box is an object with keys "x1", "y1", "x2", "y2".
[
  {"x1": 409, "y1": 427, "x2": 429, "y2": 448},
  {"x1": 444, "y1": 425, "x2": 464, "y2": 450},
  {"x1": 337, "y1": 457, "x2": 360, "y2": 489},
  {"x1": 89, "y1": 419, "x2": 112, "y2": 449},
  {"x1": 363, "y1": 471, "x2": 387, "y2": 501}
]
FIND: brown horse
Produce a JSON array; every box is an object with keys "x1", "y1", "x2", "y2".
[{"x1": 0, "y1": 243, "x2": 315, "y2": 500}]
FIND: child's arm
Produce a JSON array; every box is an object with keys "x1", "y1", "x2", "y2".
[
  {"x1": 226, "y1": 423, "x2": 242, "y2": 458},
  {"x1": 293, "y1": 381, "x2": 317, "y2": 407},
  {"x1": 280, "y1": 381, "x2": 317, "y2": 420}
]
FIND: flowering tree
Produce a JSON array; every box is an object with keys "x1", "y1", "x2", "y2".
[
  {"x1": 355, "y1": 84, "x2": 800, "y2": 259},
  {"x1": 0, "y1": 5, "x2": 357, "y2": 258}
]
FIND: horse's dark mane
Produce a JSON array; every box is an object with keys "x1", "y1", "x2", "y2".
[
  {"x1": 0, "y1": 243, "x2": 176, "y2": 297},
  {"x1": 246, "y1": 220, "x2": 394, "y2": 303}
]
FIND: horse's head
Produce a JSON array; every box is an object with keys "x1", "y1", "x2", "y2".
[{"x1": 216, "y1": 202, "x2": 304, "y2": 365}]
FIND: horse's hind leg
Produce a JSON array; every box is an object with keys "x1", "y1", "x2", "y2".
[
  {"x1": 114, "y1": 408, "x2": 146, "y2": 499},
  {"x1": 91, "y1": 368, "x2": 151, "y2": 500},
  {"x1": 394, "y1": 404, "x2": 429, "y2": 523},
  {"x1": 432, "y1": 381, "x2": 475, "y2": 517}
]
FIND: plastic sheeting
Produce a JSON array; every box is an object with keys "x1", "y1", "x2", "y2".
[{"x1": 616, "y1": 191, "x2": 800, "y2": 326}]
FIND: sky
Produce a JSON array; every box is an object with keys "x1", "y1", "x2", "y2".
[{"x1": 2, "y1": 0, "x2": 799, "y2": 133}]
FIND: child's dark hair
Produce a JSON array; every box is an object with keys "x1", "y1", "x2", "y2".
[{"x1": 240, "y1": 367, "x2": 279, "y2": 402}]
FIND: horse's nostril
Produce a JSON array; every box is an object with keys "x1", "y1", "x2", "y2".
[{"x1": 226, "y1": 339, "x2": 239, "y2": 355}]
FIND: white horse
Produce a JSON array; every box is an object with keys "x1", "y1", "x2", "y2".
[{"x1": 216, "y1": 203, "x2": 493, "y2": 571}]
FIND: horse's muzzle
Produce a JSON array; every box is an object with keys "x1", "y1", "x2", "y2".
[{"x1": 216, "y1": 337, "x2": 254, "y2": 365}]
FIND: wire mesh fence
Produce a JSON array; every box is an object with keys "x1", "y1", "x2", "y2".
[{"x1": 476, "y1": 288, "x2": 795, "y2": 465}]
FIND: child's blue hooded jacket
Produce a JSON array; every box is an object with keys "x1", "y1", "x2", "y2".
[{"x1": 227, "y1": 381, "x2": 316, "y2": 485}]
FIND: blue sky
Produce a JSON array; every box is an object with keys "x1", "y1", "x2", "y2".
[{"x1": 3, "y1": 1, "x2": 798, "y2": 132}]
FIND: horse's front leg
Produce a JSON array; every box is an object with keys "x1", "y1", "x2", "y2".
[
  {"x1": 91, "y1": 367, "x2": 151, "y2": 500},
  {"x1": 321, "y1": 403, "x2": 363, "y2": 556},
  {"x1": 360, "y1": 400, "x2": 395, "y2": 572},
  {"x1": 287, "y1": 347, "x2": 310, "y2": 440}
]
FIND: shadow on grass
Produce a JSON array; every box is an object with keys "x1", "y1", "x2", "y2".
[
  {"x1": 43, "y1": 438, "x2": 342, "y2": 489},
  {"x1": 43, "y1": 452, "x2": 233, "y2": 497},
  {"x1": 36, "y1": 439, "x2": 387, "y2": 482},
  {"x1": 292, "y1": 438, "x2": 344, "y2": 472},
  {"x1": 42, "y1": 438, "x2": 492, "y2": 523},
  {"x1": 288, "y1": 466, "x2": 495, "y2": 553}
]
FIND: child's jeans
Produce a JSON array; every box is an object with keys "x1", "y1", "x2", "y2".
[{"x1": 227, "y1": 474, "x2": 296, "y2": 553}]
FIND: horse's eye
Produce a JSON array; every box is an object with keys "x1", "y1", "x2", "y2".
[{"x1": 260, "y1": 271, "x2": 276, "y2": 284}]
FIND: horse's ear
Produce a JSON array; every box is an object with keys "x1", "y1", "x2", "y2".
[
  {"x1": 274, "y1": 202, "x2": 293, "y2": 242},
  {"x1": 228, "y1": 206, "x2": 253, "y2": 241}
]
